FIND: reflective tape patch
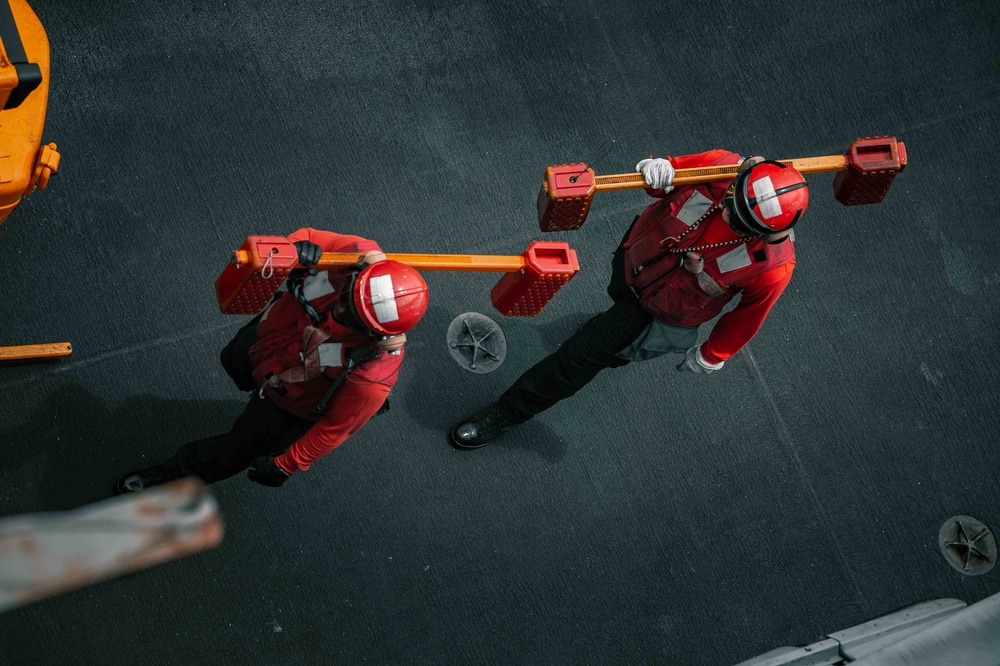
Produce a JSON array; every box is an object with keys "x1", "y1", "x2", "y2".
[
  {"x1": 318, "y1": 342, "x2": 344, "y2": 369},
  {"x1": 717, "y1": 244, "x2": 752, "y2": 273},
  {"x1": 370, "y1": 275, "x2": 399, "y2": 323},
  {"x1": 302, "y1": 272, "x2": 336, "y2": 301},
  {"x1": 752, "y1": 176, "x2": 782, "y2": 220},
  {"x1": 789, "y1": 229, "x2": 796, "y2": 242},
  {"x1": 675, "y1": 190, "x2": 713, "y2": 226}
]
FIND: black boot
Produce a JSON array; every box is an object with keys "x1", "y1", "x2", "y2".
[
  {"x1": 449, "y1": 403, "x2": 517, "y2": 449},
  {"x1": 115, "y1": 464, "x2": 182, "y2": 495}
]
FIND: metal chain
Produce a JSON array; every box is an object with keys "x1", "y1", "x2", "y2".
[
  {"x1": 632, "y1": 202, "x2": 750, "y2": 278},
  {"x1": 669, "y1": 235, "x2": 748, "y2": 255},
  {"x1": 662, "y1": 203, "x2": 750, "y2": 255}
]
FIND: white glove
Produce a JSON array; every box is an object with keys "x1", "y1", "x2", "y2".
[
  {"x1": 635, "y1": 158, "x2": 675, "y2": 192},
  {"x1": 676, "y1": 345, "x2": 724, "y2": 374}
]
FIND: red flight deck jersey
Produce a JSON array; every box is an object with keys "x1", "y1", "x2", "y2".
[
  {"x1": 626, "y1": 150, "x2": 795, "y2": 365},
  {"x1": 249, "y1": 228, "x2": 403, "y2": 474}
]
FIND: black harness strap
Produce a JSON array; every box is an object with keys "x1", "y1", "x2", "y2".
[
  {"x1": 311, "y1": 344, "x2": 374, "y2": 420},
  {"x1": 282, "y1": 269, "x2": 378, "y2": 420},
  {"x1": 285, "y1": 272, "x2": 325, "y2": 324}
]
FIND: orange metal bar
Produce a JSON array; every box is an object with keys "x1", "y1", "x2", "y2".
[
  {"x1": 0, "y1": 342, "x2": 73, "y2": 361},
  {"x1": 593, "y1": 154, "x2": 849, "y2": 192},
  {"x1": 317, "y1": 252, "x2": 526, "y2": 272},
  {"x1": 232, "y1": 250, "x2": 527, "y2": 273}
]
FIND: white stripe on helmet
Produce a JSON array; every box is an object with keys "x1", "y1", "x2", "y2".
[
  {"x1": 370, "y1": 274, "x2": 400, "y2": 323},
  {"x1": 752, "y1": 175, "x2": 783, "y2": 220}
]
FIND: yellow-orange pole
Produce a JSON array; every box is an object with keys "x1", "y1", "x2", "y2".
[
  {"x1": 0, "y1": 342, "x2": 73, "y2": 361},
  {"x1": 233, "y1": 250, "x2": 527, "y2": 273},
  {"x1": 592, "y1": 154, "x2": 849, "y2": 192},
  {"x1": 316, "y1": 252, "x2": 526, "y2": 272}
]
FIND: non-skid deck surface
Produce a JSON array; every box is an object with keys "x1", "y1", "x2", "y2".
[{"x1": 1, "y1": 1, "x2": 998, "y2": 663}]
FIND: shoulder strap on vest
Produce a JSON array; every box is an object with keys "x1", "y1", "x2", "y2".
[
  {"x1": 286, "y1": 272, "x2": 325, "y2": 324},
  {"x1": 311, "y1": 344, "x2": 376, "y2": 420}
]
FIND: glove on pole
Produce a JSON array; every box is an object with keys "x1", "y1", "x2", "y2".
[
  {"x1": 635, "y1": 158, "x2": 676, "y2": 192},
  {"x1": 293, "y1": 241, "x2": 323, "y2": 268}
]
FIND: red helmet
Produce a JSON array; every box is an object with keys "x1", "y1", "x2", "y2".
[
  {"x1": 723, "y1": 160, "x2": 809, "y2": 236},
  {"x1": 348, "y1": 260, "x2": 429, "y2": 336}
]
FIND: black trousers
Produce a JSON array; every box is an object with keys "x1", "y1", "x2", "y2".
[
  {"x1": 163, "y1": 391, "x2": 313, "y2": 484},
  {"x1": 496, "y1": 221, "x2": 654, "y2": 424},
  {"x1": 160, "y1": 314, "x2": 312, "y2": 485},
  {"x1": 496, "y1": 292, "x2": 652, "y2": 423}
]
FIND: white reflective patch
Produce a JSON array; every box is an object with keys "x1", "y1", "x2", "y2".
[
  {"x1": 302, "y1": 272, "x2": 336, "y2": 300},
  {"x1": 717, "y1": 245, "x2": 752, "y2": 273},
  {"x1": 752, "y1": 175, "x2": 782, "y2": 220},
  {"x1": 370, "y1": 274, "x2": 399, "y2": 323},
  {"x1": 789, "y1": 228, "x2": 796, "y2": 242},
  {"x1": 675, "y1": 190, "x2": 713, "y2": 226},
  {"x1": 317, "y1": 342, "x2": 344, "y2": 368}
]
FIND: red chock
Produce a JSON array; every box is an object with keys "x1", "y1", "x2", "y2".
[
  {"x1": 537, "y1": 164, "x2": 596, "y2": 232},
  {"x1": 491, "y1": 242, "x2": 580, "y2": 316},
  {"x1": 215, "y1": 236, "x2": 299, "y2": 314},
  {"x1": 833, "y1": 137, "x2": 908, "y2": 206}
]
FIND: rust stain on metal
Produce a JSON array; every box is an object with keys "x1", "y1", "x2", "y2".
[
  {"x1": 134, "y1": 501, "x2": 170, "y2": 518},
  {"x1": 0, "y1": 478, "x2": 224, "y2": 613}
]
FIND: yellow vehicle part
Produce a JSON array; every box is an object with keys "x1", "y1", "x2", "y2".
[{"x1": 0, "y1": 0, "x2": 59, "y2": 226}]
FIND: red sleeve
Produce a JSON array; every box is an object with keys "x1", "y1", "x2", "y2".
[
  {"x1": 274, "y1": 379, "x2": 392, "y2": 473},
  {"x1": 700, "y1": 263, "x2": 793, "y2": 364},
  {"x1": 644, "y1": 149, "x2": 736, "y2": 198},
  {"x1": 286, "y1": 228, "x2": 382, "y2": 254},
  {"x1": 669, "y1": 149, "x2": 733, "y2": 170}
]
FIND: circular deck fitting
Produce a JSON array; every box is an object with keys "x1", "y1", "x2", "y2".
[
  {"x1": 446, "y1": 312, "x2": 507, "y2": 374},
  {"x1": 938, "y1": 515, "x2": 997, "y2": 576}
]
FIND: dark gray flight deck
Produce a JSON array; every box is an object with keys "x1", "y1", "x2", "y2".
[{"x1": 2, "y1": 1, "x2": 998, "y2": 664}]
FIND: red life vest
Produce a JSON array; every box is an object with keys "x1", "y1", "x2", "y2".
[
  {"x1": 623, "y1": 151, "x2": 796, "y2": 327},
  {"x1": 248, "y1": 268, "x2": 400, "y2": 419}
]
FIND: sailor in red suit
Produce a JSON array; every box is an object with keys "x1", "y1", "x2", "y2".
[
  {"x1": 117, "y1": 228, "x2": 429, "y2": 492},
  {"x1": 450, "y1": 151, "x2": 808, "y2": 448}
]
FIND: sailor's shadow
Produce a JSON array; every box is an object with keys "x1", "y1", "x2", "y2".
[
  {"x1": 487, "y1": 417, "x2": 567, "y2": 463},
  {"x1": 0, "y1": 381, "x2": 246, "y2": 511},
  {"x1": 396, "y1": 305, "x2": 583, "y2": 464}
]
